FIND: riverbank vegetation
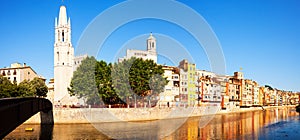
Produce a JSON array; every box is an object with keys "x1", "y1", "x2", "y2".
[
  {"x1": 0, "y1": 76, "x2": 48, "y2": 98},
  {"x1": 69, "y1": 56, "x2": 167, "y2": 107}
]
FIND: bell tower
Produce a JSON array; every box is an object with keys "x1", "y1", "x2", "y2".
[
  {"x1": 54, "y1": 5, "x2": 74, "y2": 105},
  {"x1": 147, "y1": 33, "x2": 156, "y2": 54}
]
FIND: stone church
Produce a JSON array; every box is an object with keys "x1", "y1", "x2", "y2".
[{"x1": 51, "y1": 5, "x2": 86, "y2": 106}]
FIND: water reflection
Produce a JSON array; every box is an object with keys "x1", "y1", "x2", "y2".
[{"x1": 5, "y1": 107, "x2": 298, "y2": 139}]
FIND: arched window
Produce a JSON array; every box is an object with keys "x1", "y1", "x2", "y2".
[
  {"x1": 62, "y1": 30, "x2": 65, "y2": 42},
  {"x1": 152, "y1": 42, "x2": 154, "y2": 48},
  {"x1": 57, "y1": 52, "x2": 60, "y2": 63},
  {"x1": 13, "y1": 70, "x2": 17, "y2": 75},
  {"x1": 58, "y1": 30, "x2": 60, "y2": 41}
]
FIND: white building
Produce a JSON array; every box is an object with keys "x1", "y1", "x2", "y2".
[
  {"x1": 73, "y1": 54, "x2": 88, "y2": 71},
  {"x1": 196, "y1": 70, "x2": 216, "y2": 79},
  {"x1": 118, "y1": 33, "x2": 157, "y2": 63},
  {"x1": 53, "y1": 5, "x2": 82, "y2": 106},
  {"x1": 179, "y1": 69, "x2": 188, "y2": 103},
  {"x1": 160, "y1": 66, "x2": 180, "y2": 106}
]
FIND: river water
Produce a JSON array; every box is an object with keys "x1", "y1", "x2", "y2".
[{"x1": 4, "y1": 107, "x2": 299, "y2": 139}]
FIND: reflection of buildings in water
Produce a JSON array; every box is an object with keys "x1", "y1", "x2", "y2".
[
  {"x1": 7, "y1": 108, "x2": 300, "y2": 139},
  {"x1": 201, "y1": 109, "x2": 297, "y2": 139},
  {"x1": 177, "y1": 109, "x2": 297, "y2": 140}
]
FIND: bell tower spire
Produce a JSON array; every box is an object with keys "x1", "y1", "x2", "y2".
[
  {"x1": 147, "y1": 32, "x2": 156, "y2": 54},
  {"x1": 54, "y1": 5, "x2": 74, "y2": 106}
]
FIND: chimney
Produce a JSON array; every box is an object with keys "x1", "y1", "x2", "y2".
[{"x1": 23, "y1": 63, "x2": 26, "y2": 67}]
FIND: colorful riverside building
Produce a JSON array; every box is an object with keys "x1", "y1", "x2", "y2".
[
  {"x1": 178, "y1": 59, "x2": 196, "y2": 106},
  {"x1": 227, "y1": 77, "x2": 240, "y2": 110},
  {"x1": 160, "y1": 66, "x2": 180, "y2": 106},
  {"x1": 195, "y1": 70, "x2": 222, "y2": 106}
]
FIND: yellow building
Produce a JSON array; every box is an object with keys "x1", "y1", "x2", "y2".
[{"x1": 179, "y1": 59, "x2": 196, "y2": 106}]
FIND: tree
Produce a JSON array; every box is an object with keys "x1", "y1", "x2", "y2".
[
  {"x1": 30, "y1": 77, "x2": 48, "y2": 97},
  {"x1": 111, "y1": 59, "x2": 135, "y2": 106},
  {"x1": 112, "y1": 58, "x2": 167, "y2": 106},
  {"x1": 265, "y1": 85, "x2": 274, "y2": 90},
  {"x1": 69, "y1": 56, "x2": 100, "y2": 105},
  {"x1": 17, "y1": 80, "x2": 35, "y2": 97},
  {"x1": 0, "y1": 76, "x2": 47, "y2": 98},
  {"x1": 0, "y1": 76, "x2": 14, "y2": 98},
  {"x1": 95, "y1": 60, "x2": 122, "y2": 105},
  {"x1": 70, "y1": 57, "x2": 167, "y2": 107}
]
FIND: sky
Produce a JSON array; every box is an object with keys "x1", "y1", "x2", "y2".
[{"x1": 0, "y1": 0, "x2": 299, "y2": 92}]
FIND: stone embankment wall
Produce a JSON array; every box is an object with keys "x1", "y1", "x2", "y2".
[
  {"x1": 25, "y1": 105, "x2": 221, "y2": 124},
  {"x1": 25, "y1": 105, "x2": 294, "y2": 124}
]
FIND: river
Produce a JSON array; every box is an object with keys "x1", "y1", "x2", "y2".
[{"x1": 4, "y1": 107, "x2": 299, "y2": 139}]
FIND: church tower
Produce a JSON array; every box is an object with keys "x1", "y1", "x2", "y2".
[
  {"x1": 54, "y1": 5, "x2": 74, "y2": 105},
  {"x1": 147, "y1": 33, "x2": 156, "y2": 54}
]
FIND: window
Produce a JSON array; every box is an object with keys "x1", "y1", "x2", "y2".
[
  {"x1": 62, "y1": 30, "x2": 65, "y2": 42},
  {"x1": 2, "y1": 71, "x2": 5, "y2": 76},
  {"x1": 13, "y1": 77, "x2": 17, "y2": 82},
  {"x1": 7, "y1": 70, "x2": 11, "y2": 75},
  {"x1": 57, "y1": 52, "x2": 59, "y2": 62},
  {"x1": 58, "y1": 30, "x2": 60, "y2": 41},
  {"x1": 62, "y1": 62, "x2": 64, "y2": 65},
  {"x1": 28, "y1": 72, "x2": 30, "y2": 75},
  {"x1": 13, "y1": 70, "x2": 17, "y2": 75}
]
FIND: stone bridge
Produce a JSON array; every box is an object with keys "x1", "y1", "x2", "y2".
[{"x1": 0, "y1": 97, "x2": 53, "y2": 138}]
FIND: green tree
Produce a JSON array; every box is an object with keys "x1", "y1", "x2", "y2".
[
  {"x1": 30, "y1": 77, "x2": 48, "y2": 97},
  {"x1": 111, "y1": 59, "x2": 135, "y2": 106},
  {"x1": 112, "y1": 58, "x2": 167, "y2": 106},
  {"x1": 69, "y1": 56, "x2": 99, "y2": 105},
  {"x1": 265, "y1": 85, "x2": 274, "y2": 90},
  {"x1": 95, "y1": 61, "x2": 121, "y2": 105},
  {"x1": 0, "y1": 76, "x2": 14, "y2": 98},
  {"x1": 0, "y1": 76, "x2": 47, "y2": 98},
  {"x1": 70, "y1": 57, "x2": 167, "y2": 107},
  {"x1": 17, "y1": 80, "x2": 35, "y2": 97}
]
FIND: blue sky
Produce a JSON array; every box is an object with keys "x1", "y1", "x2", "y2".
[{"x1": 0, "y1": 0, "x2": 299, "y2": 92}]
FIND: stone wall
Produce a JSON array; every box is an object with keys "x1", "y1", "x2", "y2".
[{"x1": 25, "y1": 104, "x2": 221, "y2": 124}]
